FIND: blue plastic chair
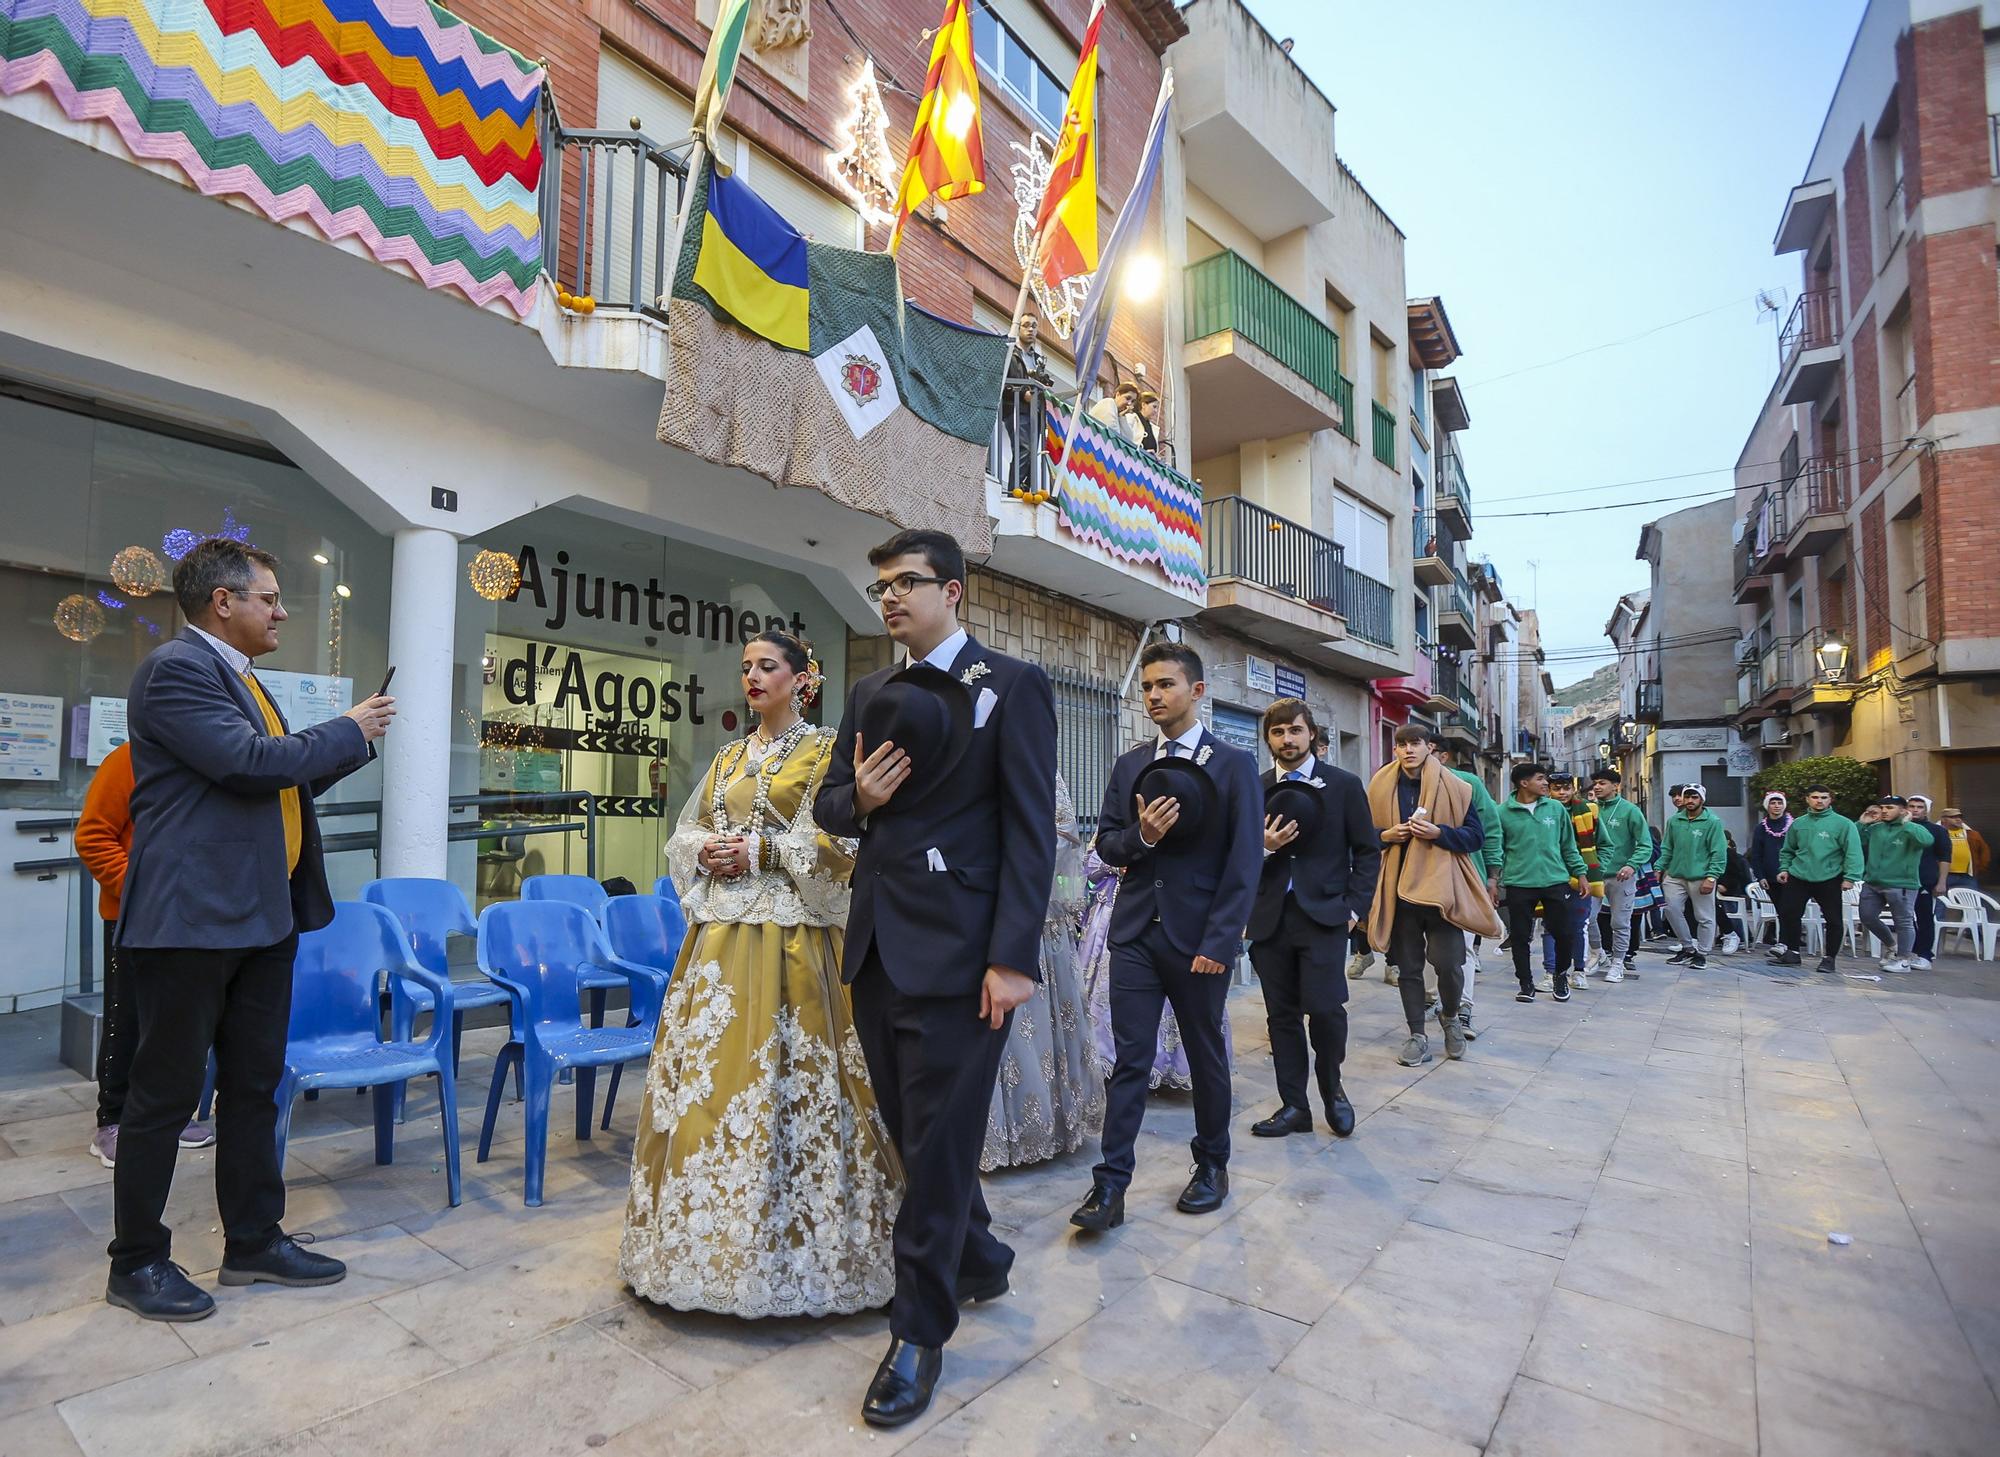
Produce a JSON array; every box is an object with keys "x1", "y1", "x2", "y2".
[
  {"x1": 651, "y1": 874, "x2": 684, "y2": 909},
  {"x1": 522, "y1": 875, "x2": 623, "y2": 1026},
  {"x1": 276, "y1": 903, "x2": 461, "y2": 1207},
  {"x1": 475, "y1": 901, "x2": 666, "y2": 1206},
  {"x1": 595, "y1": 894, "x2": 688, "y2": 1129},
  {"x1": 362, "y1": 877, "x2": 518, "y2": 1116}
]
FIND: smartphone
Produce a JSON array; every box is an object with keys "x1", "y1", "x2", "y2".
[
  {"x1": 1411, "y1": 805, "x2": 1429, "y2": 820},
  {"x1": 375, "y1": 666, "x2": 396, "y2": 699}
]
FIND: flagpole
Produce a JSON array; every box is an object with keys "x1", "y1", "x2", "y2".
[{"x1": 659, "y1": 137, "x2": 710, "y2": 309}]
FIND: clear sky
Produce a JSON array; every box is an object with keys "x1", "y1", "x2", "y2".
[{"x1": 1239, "y1": 0, "x2": 1869, "y2": 680}]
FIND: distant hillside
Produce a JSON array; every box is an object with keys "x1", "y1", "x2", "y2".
[{"x1": 1551, "y1": 663, "x2": 1617, "y2": 710}]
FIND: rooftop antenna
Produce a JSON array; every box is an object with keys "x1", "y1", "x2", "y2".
[{"x1": 1755, "y1": 290, "x2": 1785, "y2": 365}]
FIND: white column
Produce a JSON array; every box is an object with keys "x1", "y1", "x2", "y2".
[{"x1": 380, "y1": 526, "x2": 459, "y2": 879}]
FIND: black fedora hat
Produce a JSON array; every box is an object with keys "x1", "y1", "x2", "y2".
[
  {"x1": 1130, "y1": 754, "x2": 1218, "y2": 850},
  {"x1": 857, "y1": 663, "x2": 973, "y2": 810},
  {"x1": 1264, "y1": 777, "x2": 1323, "y2": 847}
]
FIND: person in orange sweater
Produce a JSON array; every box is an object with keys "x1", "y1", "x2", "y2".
[{"x1": 75, "y1": 742, "x2": 214, "y2": 1167}]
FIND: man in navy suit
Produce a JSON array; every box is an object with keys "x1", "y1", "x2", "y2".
[
  {"x1": 107, "y1": 538, "x2": 393, "y2": 1322},
  {"x1": 1247, "y1": 699, "x2": 1378, "y2": 1140},
  {"x1": 817, "y1": 529, "x2": 1056, "y2": 1429},
  {"x1": 1072, "y1": 643, "x2": 1261, "y2": 1232}
]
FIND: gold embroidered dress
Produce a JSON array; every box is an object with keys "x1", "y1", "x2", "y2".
[{"x1": 619, "y1": 725, "x2": 899, "y2": 1317}]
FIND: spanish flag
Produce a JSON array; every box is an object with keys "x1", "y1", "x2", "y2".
[
  {"x1": 690, "y1": 0, "x2": 754, "y2": 156},
  {"x1": 888, "y1": 0, "x2": 986, "y2": 255},
  {"x1": 1032, "y1": 0, "x2": 1103, "y2": 290},
  {"x1": 691, "y1": 165, "x2": 811, "y2": 351}
]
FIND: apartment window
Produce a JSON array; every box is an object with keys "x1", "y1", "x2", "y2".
[
  {"x1": 969, "y1": 3, "x2": 1069, "y2": 138},
  {"x1": 1331, "y1": 493, "x2": 1391, "y2": 582},
  {"x1": 1870, "y1": 91, "x2": 1905, "y2": 264},
  {"x1": 1883, "y1": 298, "x2": 1916, "y2": 442},
  {"x1": 1371, "y1": 336, "x2": 1395, "y2": 406},
  {"x1": 1409, "y1": 363, "x2": 1428, "y2": 430}
]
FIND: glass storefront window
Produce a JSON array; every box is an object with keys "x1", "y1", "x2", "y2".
[
  {"x1": 0, "y1": 387, "x2": 389, "y2": 1014},
  {"x1": 455, "y1": 507, "x2": 850, "y2": 908}
]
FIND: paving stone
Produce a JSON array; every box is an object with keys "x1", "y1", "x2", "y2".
[
  {"x1": 0, "y1": 1297, "x2": 192, "y2": 1419},
  {"x1": 1755, "y1": 1360, "x2": 1998, "y2": 1457},
  {"x1": 1197, "y1": 1371, "x2": 1479, "y2": 1456},
  {"x1": 373, "y1": 1225, "x2": 627, "y2": 1366},
  {"x1": 904, "y1": 1357, "x2": 1204, "y2": 1457},
  {"x1": 1488, "y1": 1375, "x2": 1752, "y2": 1456}
]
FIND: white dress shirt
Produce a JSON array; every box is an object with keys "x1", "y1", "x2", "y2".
[
  {"x1": 904, "y1": 625, "x2": 969, "y2": 672},
  {"x1": 188, "y1": 623, "x2": 251, "y2": 676},
  {"x1": 1154, "y1": 721, "x2": 1205, "y2": 759}
]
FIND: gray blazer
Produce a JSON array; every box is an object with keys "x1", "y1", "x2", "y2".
[{"x1": 117, "y1": 629, "x2": 372, "y2": 950}]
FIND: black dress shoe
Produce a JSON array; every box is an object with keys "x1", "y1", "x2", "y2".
[
  {"x1": 1070, "y1": 1181, "x2": 1125, "y2": 1232},
  {"x1": 106, "y1": 1260, "x2": 215, "y2": 1322},
  {"x1": 1326, "y1": 1087, "x2": 1356, "y2": 1138},
  {"x1": 218, "y1": 1233, "x2": 347, "y2": 1288},
  {"x1": 956, "y1": 1254, "x2": 1014, "y2": 1304},
  {"x1": 1768, "y1": 949, "x2": 1802, "y2": 966},
  {"x1": 862, "y1": 1338, "x2": 942, "y2": 1428},
  {"x1": 1175, "y1": 1161, "x2": 1229, "y2": 1215},
  {"x1": 1250, "y1": 1105, "x2": 1313, "y2": 1138}
]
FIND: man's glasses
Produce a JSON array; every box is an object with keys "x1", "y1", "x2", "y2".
[
  {"x1": 232, "y1": 590, "x2": 283, "y2": 610},
  {"x1": 864, "y1": 573, "x2": 950, "y2": 603}
]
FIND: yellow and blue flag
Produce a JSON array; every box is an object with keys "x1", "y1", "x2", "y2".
[{"x1": 690, "y1": 167, "x2": 810, "y2": 352}]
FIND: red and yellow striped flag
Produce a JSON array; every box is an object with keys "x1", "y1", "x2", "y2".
[
  {"x1": 887, "y1": 0, "x2": 985, "y2": 255},
  {"x1": 1032, "y1": 0, "x2": 1103, "y2": 290}
]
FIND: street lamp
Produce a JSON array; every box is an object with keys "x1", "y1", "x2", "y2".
[
  {"x1": 1815, "y1": 636, "x2": 1849, "y2": 681},
  {"x1": 1618, "y1": 718, "x2": 1640, "y2": 747}
]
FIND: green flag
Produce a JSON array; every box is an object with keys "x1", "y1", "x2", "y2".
[{"x1": 690, "y1": 0, "x2": 753, "y2": 154}]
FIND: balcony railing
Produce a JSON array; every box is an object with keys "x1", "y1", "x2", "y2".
[
  {"x1": 1778, "y1": 287, "x2": 1840, "y2": 376},
  {"x1": 1634, "y1": 679, "x2": 1663, "y2": 722},
  {"x1": 1203, "y1": 496, "x2": 1343, "y2": 614},
  {"x1": 1340, "y1": 566, "x2": 1395, "y2": 648},
  {"x1": 1445, "y1": 569, "x2": 1475, "y2": 626},
  {"x1": 1782, "y1": 455, "x2": 1847, "y2": 520},
  {"x1": 1437, "y1": 447, "x2": 1472, "y2": 527},
  {"x1": 1371, "y1": 401, "x2": 1397, "y2": 467},
  {"x1": 1893, "y1": 373, "x2": 1917, "y2": 441},
  {"x1": 1332, "y1": 371, "x2": 1356, "y2": 441},
  {"x1": 1184, "y1": 251, "x2": 1341, "y2": 397},
  {"x1": 541, "y1": 119, "x2": 692, "y2": 314}
]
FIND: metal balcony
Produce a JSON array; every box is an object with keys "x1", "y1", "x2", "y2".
[
  {"x1": 542, "y1": 120, "x2": 691, "y2": 315},
  {"x1": 1183, "y1": 251, "x2": 1344, "y2": 458},
  {"x1": 1732, "y1": 489, "x2": 1788, "y2": 604},
  {"x1": 1778, "y1": 287, "x2": 1841, "y2": 405},
  {"x1": 1437, "y1": 571, "x2": 1477, "y2": 650},
  {"x1": 1200, "y1": 495, "x2": 1351, "y2": 662},
  {"x1": 1634, "y1": 679, "x2": 1664, "y2": 723},
  {"x1": 1780, "y1": 457, "x2": 1848, "y2": 556},
  {"x1": 1413, "y1": 511, "x2": 1454, "y2": 588},
  {"x1": 1435, "y1": 447, "x2": 1472, "y2": 535}
]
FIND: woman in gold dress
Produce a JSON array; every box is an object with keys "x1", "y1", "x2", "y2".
[{"x1": 620, "y1": 631, "x2": 898, "y2": 1318}]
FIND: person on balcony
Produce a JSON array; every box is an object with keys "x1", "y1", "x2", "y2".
[
  {"x1": 1001, "y1": 313, "x2": 1056, "y2": 496},
  {"x1": 1136, "y1": 389, "x2": 1163, "y2": 457},
  {"x1": 1087, "y1": 380, "x2": 1139, "y2": 443}
]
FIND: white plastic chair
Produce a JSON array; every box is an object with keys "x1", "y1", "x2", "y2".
[
  {"x1": 1745, "y1": 884, "x2": 1778, "y2": 946},
  {"x1": 1842, "y1": 887, "x2": 1864, "y2": 957},
  {"x1": 1716, "y1": 894, "x2": 1748, "y2": 950},
  {"x1": 1937, "y1": 888, "x2": 1999, "y2": 961},
  {"x1": 1801, "y1": 902, "x2": 1825, "y2": 958}
]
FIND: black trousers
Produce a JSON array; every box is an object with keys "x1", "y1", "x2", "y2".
[
  {"x1": 95, "y1": 921, "x2": 136, "y2": 1128},
  {"x1": 1095, "y1": 921, "x2": 1232, "y2": 1191},
  {"x1": 1250, "y1": 898, "x2": 1346, "y2": 1116},
  {"x1": 108, "y1": 937, "x2": 296, "y2": 1274},
  {"x1": 1777, "y1": 876, "x2": 1844, "y2": 957},
  {"x1": 1505, "y1": 884, "x2": 1574, "y2": 990},
  {"x1": 1914, "y1": 888, "x2": 1937, "y2": 959},
  {"x1": 1390, "y1": 900, "x2": 1465, "y2": 1030},
  {"x1": 849, "y1": 947, "x2": 1012, "y2": 1349}
]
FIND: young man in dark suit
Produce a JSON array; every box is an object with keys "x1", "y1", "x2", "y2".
[
  {"x1": 1246, "y1": 699, "x2": 1379, "y2": 1140},
  {"x1": 1072, "y1": 643, "x2": 1262, "y2": 1232},
  {"x1": 816, "y1": 529, "x2": 1057, "y2": 1430},
  {"x1": 109, "y1": 538, "x2": 393, "y2": 1321}
]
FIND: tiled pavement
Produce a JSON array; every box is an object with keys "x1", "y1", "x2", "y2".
[{"x1": 3, "y1": 941, "x2": 1998, "y2": 1456}]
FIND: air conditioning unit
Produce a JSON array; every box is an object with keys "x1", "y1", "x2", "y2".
[
  {"x1": 1758, "y1": 717, "x2": 1791, "y2": 747},
  {"x1": 1736, "y1": 638, "x2": 1758, "y2": 666}
]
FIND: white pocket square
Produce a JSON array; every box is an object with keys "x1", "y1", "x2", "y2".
[{"x1": 973, "y1": 686, "x2": 998, "y2": 728}]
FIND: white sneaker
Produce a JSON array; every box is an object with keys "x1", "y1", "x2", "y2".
[
  {"x1": 1720, "y1": 933, "x2": 1741, "y2": 955},
  {"x1": 1346, "y1": 951, "x2": 1373, "y2": 980},
  {"x1": 1602, "y1": 966, "x2": 1624, "y2": 983},
  {"x1": 1879, "y1": 957, "x2": 1898, "y2": 973},
  {"x1": 1908, "y1": 956, "x2": 1932, "y2": 971},
  {"x1": 1535, "y1": 971, "x2": 1556, "y2": 993}
]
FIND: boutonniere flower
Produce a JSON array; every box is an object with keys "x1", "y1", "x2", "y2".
[
  {"x1": 960, "y1": 662, "x2": 991, "y2": 687},
  {"x1": 1309, "y1": 777, "x2": 1326, "y2": 788},
  {"x1": 1195, "y1": 745, "x2": 1214, "y2": 767}
]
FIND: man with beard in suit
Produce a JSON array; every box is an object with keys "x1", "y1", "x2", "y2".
[
  {"x1": 1071, "y1": 642, "x2": 1262, "y2": 1233},
  {"x1": 816, "y1": 529, "x2": 1056, "y2": 1430},
  {"x1": 1246, "y1": 699, "x2": 1379, "y2": 1140}
]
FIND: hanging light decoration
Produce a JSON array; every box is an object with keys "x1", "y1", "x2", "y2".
[
  {"x1": 110, "y1": 545, "x2": 169, "y2": 597},
  {"x1": 468, "y1": 549, "x2": 522, "y2": 601},
  {"x1": 54, "y1": 594, "x2": 106, "y2": 643}
]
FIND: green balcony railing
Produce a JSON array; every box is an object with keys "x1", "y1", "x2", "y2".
[
  {"x1": 1185, "y1": 250, "x2": 1340, "y2": 398},
  {"x1": 1332, "y1": 371, "x2": 1356, "y2": 440},
  {"x1": 1340, "y1": 565, "x2": 1395, "y2": 648},
  {"x1": 1437, "y1": 446, "x2": 1472, "y2": 528},
  {"x1": 1371, "y1": 401, "x2": 1396, "y2": 467}
]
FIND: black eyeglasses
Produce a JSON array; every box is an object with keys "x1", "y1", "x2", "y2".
[{"x1": 864, "y1": 573, "x2": 951, "y2": 603}]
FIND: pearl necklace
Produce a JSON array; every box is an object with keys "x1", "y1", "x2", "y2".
[{"x1": 710, "y1": 718, "x2": 813, "y2": 835}]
